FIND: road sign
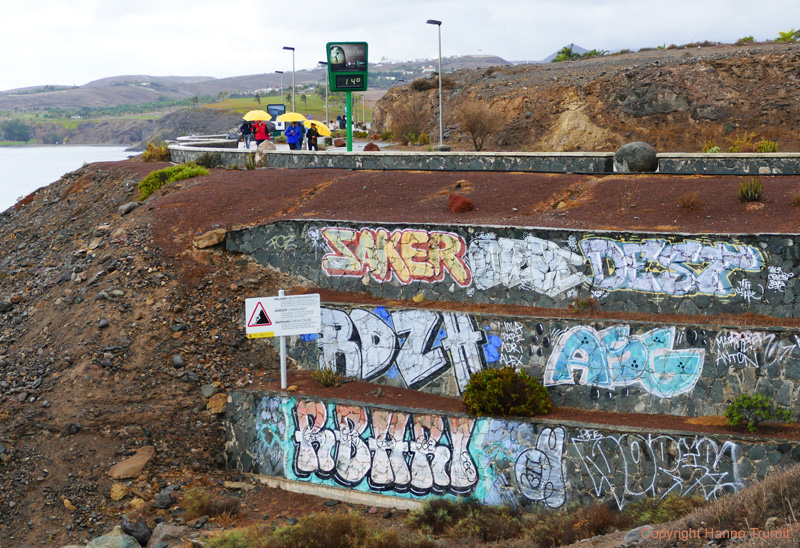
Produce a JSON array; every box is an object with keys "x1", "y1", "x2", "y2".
[
  {"x1": 327, "y1": 42, "x2": 368, "y2": 92},
  {"x1": 245, "y1": 294, "x2": 321, "y2": 338}
]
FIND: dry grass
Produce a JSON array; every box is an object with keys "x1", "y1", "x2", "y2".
[{"x1": 679, "y1": 191, "x2": 702, "y2": 211}]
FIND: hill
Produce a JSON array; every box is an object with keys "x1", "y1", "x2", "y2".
[{"x1": 372, "y1": 41, "x2": 800, "y2": 153}]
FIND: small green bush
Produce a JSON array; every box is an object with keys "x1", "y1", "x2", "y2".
[
  {"x1": 138, "y1": 163, "x2": 209, "y2": 200},
  {"x1": 737, "y1": 176, "x2": 763, "y2": 202},
  {"x1": 380, "y1": 130, "x2": 394, "y2": 141},
  {"x1": 725, "y1": 393, "x2": 792, "y2": 432},
  {"x1": 736, "y1": 36, "x2": 755, "y2": 45},
  {"x1": 141, "y1": 138, "x2": 170, "y2": 162},
  {"x1": 311, "y1": 367, "x2": 340, "y2": 387},
  {"x1": 406, "y1": 499, "x2": 522, "y2": 543},
  {"x1": 417, "y1": 132, "x2": 430, "y2": 146},
  {"x1": 463, "y1": 366, "x2": 553, "y2": 417},
  {"x1": 755, "y1": 139, "x2": 779, "y2": 153}
]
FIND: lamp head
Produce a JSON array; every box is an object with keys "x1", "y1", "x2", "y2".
[{"x1": 426, "y1": 19, "x2": 441, "y2": 26}]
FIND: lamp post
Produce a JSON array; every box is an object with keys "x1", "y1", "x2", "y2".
[
  {"x1": 426, "y1": 19, "x2": 445, "y2": 148},
  {"x1": 282, "y1": 46, "x2": 295, "y2": 111},
  {"x1": 319, "y1": 61, "x2": 329, "y2": 128},
  {"x1": 275, "y1": 71, "x2": 284, "y2": 103}
]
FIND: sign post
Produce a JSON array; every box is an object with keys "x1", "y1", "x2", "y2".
[
  {"x1": 245, "y1": 291, "x2": 321, "y2": 389},
  {"x1": 326, "y1": 41, "x2": 368, "y2": 152}
]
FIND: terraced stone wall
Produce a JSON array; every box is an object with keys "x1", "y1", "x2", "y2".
[
  {"x1": 227, "y1": 220, "x2": 800, "y2": 318},
  {"x1": 226, "y1": 390, "x2": 800, "y2": 511},
  {"x1": 285, "y1": 304, "x2": 800, "y2": 417}
]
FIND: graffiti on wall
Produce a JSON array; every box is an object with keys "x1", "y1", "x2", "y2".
[
  {"x1": 318, "y1": 226, "x2": 585, "y2": 298},
  {"x1": 320, "y1": 227, "x2": 472, "y2": 286},
  {"x1": 572, "y1": 429, "x2": 743, "y2": 509},
  {"x1": 468, "y1": 234, "x2": 585, "y2": 297},
  {"x1": 713, "y1": 330, "x2": 800, "y2": 369},
  {"x1": 580, "y1": 238, "x2": 764, "y2": 297},
  {"x1": 316, "y1": 307, "x2": 490, "y2": 393},
  {"x1": 544, "y1": 326, "x2": 704, "y2": 398},
  {"x1": 288, "y1": 399, "x2": 480, "y2": 496}
]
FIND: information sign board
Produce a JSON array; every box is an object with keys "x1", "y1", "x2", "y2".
[
  {"x1": 245, "y1": 294, "x2": 321, "y2": 338},
  {"x1": 327, "y1": 42, "x2": 368, "y2": 92}
]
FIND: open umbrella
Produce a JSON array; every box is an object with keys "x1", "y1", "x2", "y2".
[
  {"x1": 243, "y1": 110, "x2": 272, "y2": 121},
  {"x1": 276, "y1": 112, "x2": 308, "y2": 123},
  {"x1": 303, "y1": 119, "x2": 331, "y2": 137}
]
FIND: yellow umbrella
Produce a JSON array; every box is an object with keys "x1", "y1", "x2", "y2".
[
  {"x1": 303, "y1": 119, "x2": 331, "y2": 137},
  {"x1": 276, "y1": 112, "x2": 308, "y2": 123},
  {"x1": 243, "y1": 110, "x2": 272, "y2": 121}
]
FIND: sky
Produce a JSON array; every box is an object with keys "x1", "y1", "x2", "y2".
[{"x1": 2, "y1": 0, "x2": 800, "y2": 91}]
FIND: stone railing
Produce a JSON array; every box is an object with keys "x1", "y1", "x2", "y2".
[{"x1": 169, "y1": 142, "x2": 800, "y2": 175}]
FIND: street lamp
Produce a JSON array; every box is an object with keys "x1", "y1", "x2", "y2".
[
  {"x1": 275, "y1": 71, "x2": 284, "y2": 103},
  {"x1": 282, "y1": 46, "x2": 295, "y2": 111},
  {"x1": 426, "y1": 19, "x2": 444, "y2": 148},
  {"x1": 319, "y1": 61, "x2": 329, "y2": 128}
]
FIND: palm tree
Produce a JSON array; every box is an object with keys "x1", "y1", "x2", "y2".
[{"x1": 775, "y1": 29, "x2": 798, "y2": 42}]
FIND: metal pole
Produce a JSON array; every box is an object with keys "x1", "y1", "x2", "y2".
[
  {"x1": 278, "y1": 289, "x2": 287, "y2": 389},
  {"x1": 283, "y1": 46, "x2": 296, "y2": 112},
  {"x1": 436, "y1": 25, "x2": 443, "y2": 146},
  {"x1": 320, "y1": 61, "x2": 329, "y2": 129},
  {"x1": 292, "y1": 51, "x2": 296, "y2": 112},
  {"x1": 426, "y1": 20, "x2": 444, "y2": 146},
  {"x1": 346, "y1": 91, "x2": 353, "y2": 152}
]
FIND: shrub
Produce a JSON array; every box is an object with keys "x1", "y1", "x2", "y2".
[
  {"x1": 725, "y1": 393, "x2": 792, "y2": 432},
  {"x1": 679, "y1": 191, "x2": 702, "y2": 211},
  {"x1": 417, "y1": 132, "x2": 430, "y2": 145},
  {"x1": 755, "y1": 139, "x2": 779, "y2": 152},
  {"x1": 736, "y1": 36, "x2": 755, "y2": 45},
  {"x1": 726, "y1": 131, "x2": 758, "y2": 153},
  {"x1": 406, "y1": 499, "x2": 522, "y2": 543},
  {"x1": 311, "y1": 367, "x2": 340, "y2": 387},
  {"x1": 567, "y1": 295, "x2": 597, "y2": 313},
  {"x1": 183, "y1": 487, "x2": 241, "y2": 520},
  {"x1": 737, "y1": 176, "x2": 763, "y2": 202},
  {"x1": 138, "y1": 163, "x2": 209, "y2": 200},
  {"x1": 388, "y1": 94, "x2": 430, "y2": 146},
  {"x1": 702, "y1": 139, "x2": 720, "y2": 153},
  {"x1": 142, "y1": 138, "x2": 170, "y2": 162},
  {"x1": 463, "y1": 366, "x2": 553, "y2": 417},
  {"x1": 380, "y1": 130, "x2": 394, "y2": 141},
  {"x1": 410, "y1": 77, "x2": 438, "y2": 91},
  {"x1": 458, "y1": 101, "x2": 501, "y2": 151}
]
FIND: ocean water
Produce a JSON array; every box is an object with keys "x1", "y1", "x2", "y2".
[{"x1": 0, "y1": 145, "x2": 134, "y2": 212}]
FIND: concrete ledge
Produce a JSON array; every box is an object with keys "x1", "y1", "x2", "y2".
[
  {"x1": 169, "y1": 143, "x2": 800, "y2": 175},
  {"x1": 247, "y1": 473, "x2": 423, "y2": 510}
]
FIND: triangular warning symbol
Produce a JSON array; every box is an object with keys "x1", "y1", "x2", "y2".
[{"x1": 248, "y1": 302, "x2": 272, "y2": 327}]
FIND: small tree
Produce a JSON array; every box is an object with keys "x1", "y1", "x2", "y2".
[
  {"x1": 254, "y1": 92, "x2": 261, "y2": 105},
  {"x1": 1, "y1": 119, "x2": 32, "y2": 142},
  {"x1": 388, "y1": 94, "x2": 430, "y2": 145},
  {"x1": 458, "y1": 101, "x2": 500, "y2": 151}
]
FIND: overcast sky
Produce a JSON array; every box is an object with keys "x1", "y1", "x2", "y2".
[{"x1": 2, "y1": 0, "x2": 799, "y2": 91}]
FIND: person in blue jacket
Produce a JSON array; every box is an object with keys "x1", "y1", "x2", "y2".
[{"x1": 285, "y1": 121, "x2": 303, "y2": 150}]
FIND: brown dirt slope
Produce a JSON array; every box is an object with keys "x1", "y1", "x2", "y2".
[
  {"x1": 372, "y1": 41, "x2": 800, "y2": 153},
  {"x1": 1, "y1": 156, "x2": 799, "y2": 547}
]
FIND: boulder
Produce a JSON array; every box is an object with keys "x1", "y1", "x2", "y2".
[
  {"x1": 147, "y1": 523, "x2": 192, "y2": 547},
  {"x1": 85, "y1": 526, "x2": 140, "y2": 548},
  {"x1": 334, "y1": 139, "x2": 346, "y2": 147},
  {"x1": 107, "y1": 446, "x2": 155, "y2": 479},
  {"x1": 193, "y1": 228, "x2": 227, "y2": 249},
  {"x1": 614, "y1": 141, "x2": 658, "y2": 173},
  {"x1": 448, "y1": 193, "x2": 474, "y2": 213},
  {"x1": 254, "y1": 140, "x2": 277, "y2": 167},
  {"x1": 363, "y1": 142, "x2": 380, "y2": 152}
]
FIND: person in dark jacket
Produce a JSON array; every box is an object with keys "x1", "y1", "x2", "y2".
[
  {"x1": 306, "y1": 125, "x2": 319, "y2": 151},
  {"x1": 239, "y1": 120, "x2": 253, "y2": 149}
]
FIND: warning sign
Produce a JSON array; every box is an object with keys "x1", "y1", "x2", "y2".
[
  {"x1": 248, "y1": 302, "x2": 272, "y2": 327},
  {"x1": 244, "y1": 294, "x2": 321, "y2": 338}
]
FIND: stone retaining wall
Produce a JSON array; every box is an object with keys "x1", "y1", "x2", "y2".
[
  {"x1": 226, "y1": 390, "x2": 800, "y2": 511},
  {"x1": 169, "y1": 144, "x2": 800, "y2": 175},
  {"x1": 227, "y1": 220, "x2": 800, "y2": 319},
  {"x1": 284, "y1": 303, "x2": 800, "y2": 417}
]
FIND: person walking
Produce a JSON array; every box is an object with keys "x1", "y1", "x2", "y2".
[
  {"x1": 285, "y1": 121, "x2": 303, "y2": 150},
  {"x1": 253, "y1": 121, "x2": 269, "y2": 146},
  {"x1": 306, "y1": 125, "x2": 319, "y2": 151},
  {"x1": 239, "y1": 120, "x2": 253, "y2": 149}
]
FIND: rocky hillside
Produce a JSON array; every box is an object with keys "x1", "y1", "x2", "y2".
[{"x1": 372, "y1": 42, "x2": 800, "y2": 152}]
